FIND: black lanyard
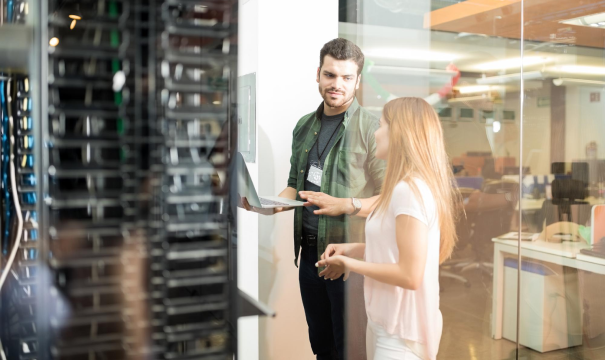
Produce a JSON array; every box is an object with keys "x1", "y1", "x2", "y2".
[{"x1": 315, "y1": 117, "x2": 344, "y2": 163}]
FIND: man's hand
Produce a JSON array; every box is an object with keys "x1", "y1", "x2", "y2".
[
  {"x1": 239, "y1": 196, "x2": 283, "y2": 216},
  {"x1": 317, "y1": 255, "x2": 351, "y2": 281},
  {"x1": 299, "y1": 191, "x2": 353, "y2": 216}
]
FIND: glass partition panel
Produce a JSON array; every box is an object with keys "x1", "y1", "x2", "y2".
[
  {"x1": 339, "y1": 0, "x2": 522, "y2": 359},
  {"x1": 520, "y1": 1, "x2": 605, "y2": 359}
]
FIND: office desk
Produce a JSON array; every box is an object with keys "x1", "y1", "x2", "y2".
[
  {"x1": 576, "y1": 253, "x2": 605, "y2": 266},
  {"x1": 517, "y1": 198, "x2": 544, "y2": 212},
  {"x1": 515, "y1": 197, "x2": 605, "y2": 232},
  {"x1": 516, "y1": 197, "x2": 605, "y2": 212},
  {"x1": 490, "y1": 238, "x2": 605, "y2": 339}
]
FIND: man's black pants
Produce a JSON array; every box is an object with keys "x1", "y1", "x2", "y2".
[{"x1": 299, "y1": 234, "x2": 345, "y2": 360}]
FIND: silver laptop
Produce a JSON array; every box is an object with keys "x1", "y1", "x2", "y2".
[{"x1": 237, "y1": 152, "x2": 305, "y2": 208}]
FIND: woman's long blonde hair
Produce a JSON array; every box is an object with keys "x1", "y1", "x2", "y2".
[{"x1": 371, "y1": 97, "x2": 461, "y2": 264}]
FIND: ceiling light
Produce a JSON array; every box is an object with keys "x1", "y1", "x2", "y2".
[
  {"x1": 474, "y1": 56, "x2": 551, "y2": 71},
  {"x1": 556, "y1": 65, "x2": 605, "y2": 75},
  {"x1": 66, "y1": 3, "x2": 82, "y2": 21},
  {"x1": 493, "y1": 120, "x2": 501, "y2": 133},
  {"x1": 553, "y1": 78, "x2": 605, "y2": 87},
  {"x1": 560, "y1": 12, "x2": 605, "y2": 28},
  {"x1": 213, "y1": 101, "x2": 221, "y2": 105},
  {"x1": 368, "y1": 65, "x2": 457, "y2": 78},
  {"x1": 448, "y1": 95, "x2": 493, "y2": 103},
  {"x1": 365, "y1": 48, "x2": 458, "y2": 62},
  {"x1": 455, "y1": 85, "x2": 501, "y2": 94},
  {"x1": 476, "y1": 71, "x2": 545, "y2": 84},
  {"x1": 70, "y1": 19, "x2": 77, "y2": 29},
  {"x1": 49, "y1": 37, "x2": 59, "y2": 47}
]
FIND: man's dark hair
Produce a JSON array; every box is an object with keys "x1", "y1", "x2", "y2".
[{"x1": 319, "y1": 38, "x2": 364, "y2": 76}]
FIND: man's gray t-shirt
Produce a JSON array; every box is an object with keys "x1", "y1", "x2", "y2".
[{"x1": 302, "y1": 111, "x2": 345, "y2": 235}]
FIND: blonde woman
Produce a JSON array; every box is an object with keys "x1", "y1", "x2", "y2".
[{"x1": 315, "y1": 97, "x2": 460, "y2": 360}]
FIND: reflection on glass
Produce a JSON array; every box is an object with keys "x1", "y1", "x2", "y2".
[
  {"x1": 340, "y1": 0, "x2": 522, "y2": 358},
  {"x1": 252, "y1": 0, "x2": 605, "y2": 358},
  {"x1": 519, "y1": 1, "x2": 605, "y2": 359}
]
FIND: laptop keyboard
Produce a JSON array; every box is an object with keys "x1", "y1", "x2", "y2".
[{"x1": 260, "y1": 198, "x2": 289, "y2": 206}]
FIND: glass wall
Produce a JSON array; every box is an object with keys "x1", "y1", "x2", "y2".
[
  {"x1": 338, "y1": 0, "x2": 605, "y2": 359},
  {"x1": 340, "y1": 0, "x2": 522, "y2": 358},
  {"x1": 240, "y1": 1, "x2": 605, "y2": 359},
  {"x1": 519, "y1": 1, "x2": 605, "y2": 359}
]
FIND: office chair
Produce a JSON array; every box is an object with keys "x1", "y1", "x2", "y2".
[
  {"x1": 457, "y1": 181, "x2": 519, "y2": 278},
  {"x1": 539, "y1": 178, "x2": 591, "y2": 233},
  {"x1": 455, "y1": 177, "x2": 484, "y2": 190},
  {"x1": 439, "y1": 188, "x2": 474, "y2": 288}
]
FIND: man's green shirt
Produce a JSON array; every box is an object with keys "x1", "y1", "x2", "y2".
[{"x1": 288, "y1": 98, "x2": 386, "y2": 268}]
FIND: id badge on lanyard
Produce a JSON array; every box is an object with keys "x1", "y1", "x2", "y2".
[
  {"x1": 307, "y1": 160, "x2": 323, "y2": 187},
  {"x1": 307, "y1": 117, "x2": 344, "y2": 188}
]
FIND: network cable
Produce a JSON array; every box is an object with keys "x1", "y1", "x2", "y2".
[
  {"x1": 0, "y1": 339, "x2": 6, "y2": 360},
  {"x1": 0, "y1": 113, "x2": 24, "y2": 294},
  {"x1": 1, "y1": 79, "x2": 12, "y2": 255}
]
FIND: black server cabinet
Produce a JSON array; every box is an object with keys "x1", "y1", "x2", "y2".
[{"x1": 0, "y1": 1, "x2": 238, "y2": 359}]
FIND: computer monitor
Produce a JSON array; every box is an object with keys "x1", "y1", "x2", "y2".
[
  {"x1": 551, "y1": 162, "x2": 589, "y2": 186},
  {"x1": 540, "y1": 165, "x2": 592, "y2": 232},
  {"x1": 541, "y1": 173, "x2": 592, "y2": 236},
  {"x1": 571, "y1": 159, "x2": 605, "y2": 185}
]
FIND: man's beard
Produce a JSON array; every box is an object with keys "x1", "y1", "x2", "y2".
[{"x1": 320, "y1": 87, "x2": 355, "y2": 109}]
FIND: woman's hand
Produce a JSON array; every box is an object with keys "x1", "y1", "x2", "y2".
[
  {"x1": 321, "y1": 243, "x2": 347, "y2": 260},
  {"x1": 322, "y1": 243, "x2": 366, "y2": 261},
  {"x1": 316, "y1": 255, "x2": 351, "y2": 281},
  {"x1": 299, "y1": 191, "x2": 353, "y2": 216}
]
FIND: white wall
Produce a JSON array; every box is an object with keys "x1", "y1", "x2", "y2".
[
  {"x1": 566, "y1": 86, "x2": 605, "y2": 161},
  {"x1": 256, "y1": 2, "x2": 338, "y2": 359},
  {"x1": 238, "y1": 1, "x2": 339, "y2": 359},
  {"x1": 237, "y1": 0, "x2": 259, "y2": 359}
]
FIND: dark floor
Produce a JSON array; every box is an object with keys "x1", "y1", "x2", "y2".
[{"x1": 439, "y1": 270, "x2": 605, "y2": 360}]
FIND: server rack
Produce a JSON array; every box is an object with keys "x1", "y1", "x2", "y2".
[
  {"x1": 0, "y1": 1, "x2": 239, "y2": 359},
  {"x1": 0, "y1": 3, "x2": 46, "y2": 359},
  {"x1": 150, "y1": 0, "x2": 236, "y2": 358},
  {"x1": 46, "y1": 1, "x2": 144, "y2": 359}
]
